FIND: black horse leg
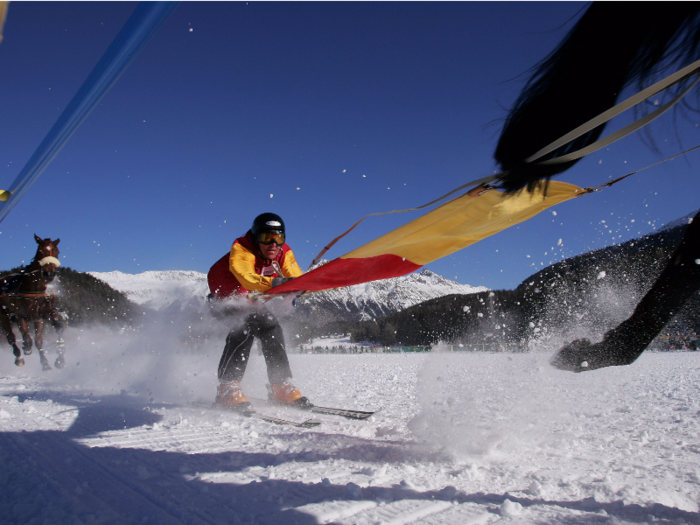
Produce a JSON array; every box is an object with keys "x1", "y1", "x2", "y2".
[
  {"x1": 53, "y1": 337, "x2": 65, "y2": 369},
  {"x1": 0, "y1": 306, "x2": 24, "y2": 367},
  {"x1": 11, "y1": 344, "x2": 24, "y2": 366},
  {"x1": 50, "y1": 311, "x2": 65, "y2": 369},
  {"x1": 552, "y1": 211, "x2": 700, "y2": 372},
  {"x1": 37, "y1": 350, "x2": 51, "y2": 371},
  {"x1": 33, "y1": 319, "x2": 51, "y2": 371},
  {"x1": 17, "y1": 318, "x2": 34, "y2": 356}
]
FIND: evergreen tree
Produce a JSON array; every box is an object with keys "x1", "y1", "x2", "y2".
[{"x1": 380, "y1": 323, "x2": 396, "y2": 347}]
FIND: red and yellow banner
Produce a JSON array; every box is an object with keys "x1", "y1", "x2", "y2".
[{"x1": 270, "y1": 181, "x2": 584, "y2": 294}]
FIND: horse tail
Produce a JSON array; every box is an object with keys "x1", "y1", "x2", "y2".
[{"x1": 494, "y1": 3, "x2": 700, "y2": 193}]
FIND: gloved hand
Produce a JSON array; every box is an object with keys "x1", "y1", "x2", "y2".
[{"x1": 271, "y1": 277, "x2": 294, "y2": 288}]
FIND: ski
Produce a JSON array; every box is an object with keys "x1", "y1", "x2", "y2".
[
  {"x1": 250, "y1": 398, "x2": 378, "y2": 420},
  {"x1": 190, "y1": 403, "x2": 321, "y2": 428},
  {"x1": 306, "y1": 405, "x2": 378, "y2": 420},
  {"x1": 253, "y1": 412, "x2": 321, "y2": 428}
]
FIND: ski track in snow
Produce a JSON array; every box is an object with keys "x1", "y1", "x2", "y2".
[{"x1": 1, "y1": 337, "x2": 700, "y2": 525}]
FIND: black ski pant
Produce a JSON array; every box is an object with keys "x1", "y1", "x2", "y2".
[{"x1": 217, "y1": 309, "x2": 293, "y2": 384}]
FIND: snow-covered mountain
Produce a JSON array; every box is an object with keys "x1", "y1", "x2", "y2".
[
  {"x1": 295, "y1": 266, "x2": 487, "y2": 322},
  {"x1": 89, "y1": 266, "x2": 486, "y2": 321},
  {"x1": 88, "y1": 270, "x2": 210, "y2": 310}
]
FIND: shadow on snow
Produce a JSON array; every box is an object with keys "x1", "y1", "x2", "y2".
[{"x1": 1, "y1": 389, "x2": 698, "y2": 525}]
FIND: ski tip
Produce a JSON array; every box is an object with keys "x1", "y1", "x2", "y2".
[
  {"x1": 301, "y1": 419, "x2": 322, "y2": 428},
  {"x1": 309, "y1": 406, "x2": 379, "y2": 420}
]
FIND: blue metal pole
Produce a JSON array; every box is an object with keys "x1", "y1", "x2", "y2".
[{"x1": 0, "y1": 1, "x2": 179, "y2": 223}]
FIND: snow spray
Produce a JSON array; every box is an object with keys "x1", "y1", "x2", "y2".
[
  {"x1": 408, "y1": 343, "x2": 611, "y2": 461},
  {"x1": 0, "y1": 296, "x2": 262, "y2": 404}
]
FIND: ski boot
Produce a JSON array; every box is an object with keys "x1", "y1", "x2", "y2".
[
  {"x1": 268, "y1": 380, "x2": 312, "y2": 408},
  {"x1": 215, "y1": 381, "x2": 252, "y2": 413}
]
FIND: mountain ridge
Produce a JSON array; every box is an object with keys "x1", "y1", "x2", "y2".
[{"x1": 89, "y1": 264, "x2": 487, "y2": 322}]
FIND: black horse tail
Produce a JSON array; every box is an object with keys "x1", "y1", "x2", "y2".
[{"x1": 495, "y1": 2, "x2": 700, "y2": 193}]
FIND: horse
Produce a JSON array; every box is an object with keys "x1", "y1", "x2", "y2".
[
  {"x1": 0, "y1": 234, "x2": 65, "y2": 370},
  {"x1": 492, "y1": 3, "x2": 700, "y2": 372}
]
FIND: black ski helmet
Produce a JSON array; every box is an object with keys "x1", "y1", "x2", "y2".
[{"x1": 251, "y1": 212, "x2": 285, "y2": 241}]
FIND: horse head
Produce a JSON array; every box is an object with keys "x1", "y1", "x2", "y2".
[{"x1": 34, "y1": 234, "x2": 61, "y2": 282}]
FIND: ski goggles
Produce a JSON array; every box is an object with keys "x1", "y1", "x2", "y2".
[{"x1": 258, "y1": 231, "x2": 285, "y2": 245}]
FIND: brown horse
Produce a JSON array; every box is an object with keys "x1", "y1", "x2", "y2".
[{"x1": 0, "y1": 234, "x2": 65, "y2": 370}]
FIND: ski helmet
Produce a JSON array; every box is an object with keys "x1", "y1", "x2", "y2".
[{"x1": 251, "y1": 212, "x2": 286, "y2": 244}]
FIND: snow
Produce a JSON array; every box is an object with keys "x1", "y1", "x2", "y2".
[{"x1": 2, "y1": 333, "x2": 700, "y2": 524}]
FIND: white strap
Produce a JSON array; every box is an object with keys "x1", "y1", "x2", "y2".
[{"x1": 526, "y1": 58, "x2": 700, "y2": 164}]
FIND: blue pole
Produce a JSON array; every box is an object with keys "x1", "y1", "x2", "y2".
[{"x1": 0, "y1": 2, "x2": 179, "y2": 223}]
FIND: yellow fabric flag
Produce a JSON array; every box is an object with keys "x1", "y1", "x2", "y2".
[
  {"x1": 343, "y1": 181, "x2": 584, "y2": 265},
  {"x1": 270, "y1": 180, "x2": 584, "y2": 294}
]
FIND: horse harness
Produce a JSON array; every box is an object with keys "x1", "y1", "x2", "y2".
[{"x1": 1, "y1": 261, "x2": 58, "y2": 299}]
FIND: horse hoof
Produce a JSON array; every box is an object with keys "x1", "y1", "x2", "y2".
[
  {"x1": 54, "y1": 356, "x2": 65, "y2": 369},
  {"x1": 15, "y1": 357, "x2": 25, "y2": 367},
  {"x1": 42, "y1": 363, "x2": 52, "y2": 371},
  {"x1": 550, "y1": 338, "x2": 596, "y2": 372},
  {"x1": 23, "y1": 348, "x2": 33, "y2": 356}
]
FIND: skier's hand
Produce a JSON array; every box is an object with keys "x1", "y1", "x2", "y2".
[{"x1": 271, "y1": 277, "x2": 294, "y2": 288}]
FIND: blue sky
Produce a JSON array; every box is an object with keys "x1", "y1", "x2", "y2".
[{"x1": 1, "y1": 2, "x2": 699, "y2": 290}]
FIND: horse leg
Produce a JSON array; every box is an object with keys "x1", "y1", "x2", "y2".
[
  {"x1": 54, "y1": 339, "x2": 65, "y2": 369},
  {"x1": 551, "y1": 210, "x2": 700, "y2": 372},
  {"x1": 33, "y1": 319, "x2": 51, "y2": 371},
  {"x1": 0, "y1": 306, "x2": 24, "y2": 366},
  {"x1": 50, "y1": 311, "x2": 65, "y2": 369},
  {"x1": 16, "y1": 318, "x2": 34, "y2": 356}
]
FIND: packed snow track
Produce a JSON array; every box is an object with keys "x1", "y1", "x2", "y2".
[{"x1": 1, "y1": 347, "x2": 700, "y2": 524}]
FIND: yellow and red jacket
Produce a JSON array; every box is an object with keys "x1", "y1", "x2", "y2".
[{"x1": 207, "y1": 231, "x2": 302, "y2": 298}]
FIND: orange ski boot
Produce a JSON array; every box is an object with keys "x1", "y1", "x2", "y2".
[
  {"x1": 269, "y1": 380, "x2": 311, "y2": 407},
  {"x1": 215, "y1": 381, "x2": 252, "y2": 412}
]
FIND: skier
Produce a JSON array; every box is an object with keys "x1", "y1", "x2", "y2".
[{"x1": 207, "y1": 212, "x2": 306, "y2": 411}]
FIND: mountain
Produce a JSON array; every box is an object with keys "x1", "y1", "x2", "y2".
[
  {"x1": 88, "y1": 270, "x2": 209, "y2": 310},
  {"x1": 89, "y1": 265, "x2": 486, "y2": 322},
  {"x1": 295, "y1": 264, "x2": 487, "y2": 322}
]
